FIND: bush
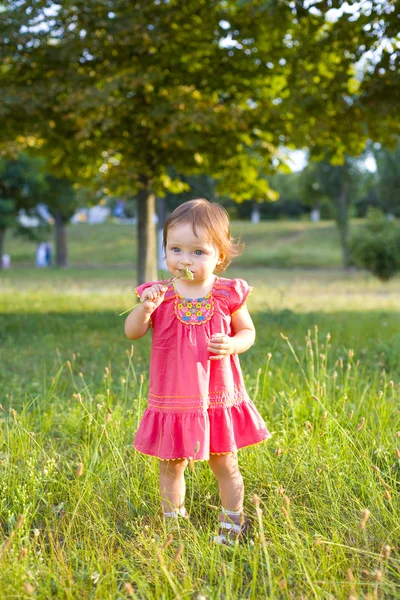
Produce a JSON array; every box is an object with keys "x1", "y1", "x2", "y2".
[{"x1": 350, "y1": 209, "x2": 400, "y2": 281}]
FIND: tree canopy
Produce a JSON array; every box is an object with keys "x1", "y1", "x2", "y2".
[{"x1": 1, "y1": 0, "x2": 398, "y2": 280}]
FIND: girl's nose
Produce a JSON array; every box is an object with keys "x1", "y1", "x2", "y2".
[{"x1": 181, "y1": 256, "x2": 192, "y2": 265}]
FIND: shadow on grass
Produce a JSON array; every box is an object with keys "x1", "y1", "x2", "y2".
[{"x1": 1, "y1": 308, "x2": 399, "y2": 404}]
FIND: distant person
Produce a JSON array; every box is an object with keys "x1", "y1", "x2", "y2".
[
  {"x1": 35, "y1": 242, "x2": 47, "y2": 267},
  {"x1": 2, "y1": 254, "x2": 10, "y2": 269},
  {"x1": 124, "y1": 199, "x2": 271, "y2": 544},
  {"x1": 45, "y1": 242, "x2": 52, "y2": 266}
]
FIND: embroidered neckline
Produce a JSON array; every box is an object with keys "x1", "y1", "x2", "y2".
[{"x1": 174, "y1": 290, "x2": 215, "y2": 325}]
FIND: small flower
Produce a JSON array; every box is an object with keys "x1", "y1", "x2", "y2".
[
  {"x1": 205, "y1": 303, "x2": 211, "y2": 309},
  {"x1": 196, "y1": 302, "x2": 202, "y2": 309},
  {"x1": 187, "y1": 303, "x2": 193, "y2": 309},
  {"x1": 178, "y1": 303, "x2": 183, "y2": 309},
  {"x1": 186, "y1": 311, "x2": 191, "y2": 317},
  {"x1": 197, "y1": 311, "x2": 202, "y2": 317}
]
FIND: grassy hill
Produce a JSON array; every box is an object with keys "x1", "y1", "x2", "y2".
[{"x1": 4, "y1": 219, "x2": 343, "y2": 268}]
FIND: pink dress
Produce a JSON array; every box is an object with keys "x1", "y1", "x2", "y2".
[{"x1": 133, "y1": 276, "x2": 271, "y2": 461}]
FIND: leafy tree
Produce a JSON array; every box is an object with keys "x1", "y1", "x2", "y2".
[
  {"x1": 350, "y1": 208, "x2": 400, "y2": 281},
  {"x1": 43, "y1": 175, "x2": 82, "y2": 267},
  {"x1": 1, "y1": 1, "x2": 399, "y2": 281},
  {"x1": 297, "y1": 156, "x2": 373, "y2": 267},
  {"x1": 373, "y1": 139, "x2": 400, "y2": 217},
  {"x1": 0, "y1": 154, "x2": 45, "y2": 266}
]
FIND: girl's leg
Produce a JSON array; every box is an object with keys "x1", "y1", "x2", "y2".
[
  {"x1": 208, "y1": 453, "x2": 246, "y2": 543},
  {"x1": 159, "y1": 458, "x2": 188, "y2": 514},
  {"x1": 208, "y1": 453, "x2": 244, "y2": 512}
]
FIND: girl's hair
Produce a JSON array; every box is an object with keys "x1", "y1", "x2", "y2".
[{"x1": 163, "y1": 198, "x2": 244, "y2": 272}]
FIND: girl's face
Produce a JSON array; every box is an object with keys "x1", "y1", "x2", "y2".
[{"x1": 165, "y1": 223, "x2": 221, "y2": 283}]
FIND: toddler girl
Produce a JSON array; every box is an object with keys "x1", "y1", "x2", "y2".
[{"x1": 124, "y1": 198, "x2": 271, "y2": 544}]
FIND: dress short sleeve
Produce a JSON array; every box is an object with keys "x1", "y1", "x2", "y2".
[
  {"x1": 134, "y1": 281, "x2": 161, "y2": 327},
  {"x1": 229, "y1": 278, "x2": 252, "y2": 315},
  {"x1": 134, "y1": 281, "x2": 159, "y2": 301}
]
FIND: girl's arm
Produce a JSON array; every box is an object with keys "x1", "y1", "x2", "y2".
[
  {"x1": 124, "y1": 283, "x2": 167, "y2": 340},
  {"x1": 207, "y1": 305, "x2": 255, "y2": 360}
]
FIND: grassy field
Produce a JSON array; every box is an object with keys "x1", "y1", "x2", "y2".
[
  {"x1": 1, "y1": 225, "x2": 400, "y2": 598},
  {"x1": 4, "y1": 220, "x2": 343, "y2": 268}
]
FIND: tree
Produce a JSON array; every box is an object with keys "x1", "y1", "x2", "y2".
[
  {"x1": 373, "y1": 139, "x2": 400, "y2": 217},
  {"x1": 0, "y1": 154, "x2": 45, "y2": 266},
  {"x1": 43, "y1": 175, "x2": 82, "y2": 267},
  {"x1": 1, "y1": 1, "x2": 399, "y2": 282},
  {"x1": 300, "y1": 156, "x2": 373, "y2": 267}
]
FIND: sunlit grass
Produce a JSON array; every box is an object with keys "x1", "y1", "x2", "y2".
[
  {"x1": 1, "y1": 270, "x2": 400, "y2": 598},
  {"x1": 4, "y1": 219, "x2": 344, "y2": 268}
]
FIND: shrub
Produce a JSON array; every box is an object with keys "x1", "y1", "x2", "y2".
[{"x1": 350, "y1": 209, "x2": 400, "y2": 281}]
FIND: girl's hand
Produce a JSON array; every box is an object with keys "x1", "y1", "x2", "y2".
[
  {"x1": 141, "y1": 284, "x2": 168, "y2": 313},
  {"x1": 208, "y1": 333, "x2": 235, "y2": 360}
]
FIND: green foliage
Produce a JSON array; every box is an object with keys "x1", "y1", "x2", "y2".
[
  {"x1": 1, "y1": 1, "x2": 399, "y2": 195},
  {"x1": 350, "y1": 209, "x2": 400, "y2": 281},
  {"x1": 373, "y1": 138, "x2": 400, "y2": 216},
  {"x1": 0, "y1": 154, "x2": 46, "y2": 230}
]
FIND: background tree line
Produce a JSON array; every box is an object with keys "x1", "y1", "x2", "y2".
[{"x1": 0, "y1": 0, "x2": 399, "y2": 280}]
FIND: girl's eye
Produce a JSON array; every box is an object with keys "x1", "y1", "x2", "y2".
[
  {"x1": 171, "y1": 247, "x2": 180, "y2": 253},
  {"x1": 194, "y1": 250, "x2": 203, "y2": 256}
]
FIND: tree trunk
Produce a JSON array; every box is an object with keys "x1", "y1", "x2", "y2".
[
  {"x1": 54, "y1": 211, "x2": 68, "y2": 267},
  {"x1": 137, "y1": 176, "x2": 157, "y2": 284},
  {"x1": 0, "y1": 228, "x2": 6, "y2": 269},
  {"x1": 157, "y1": 196, "x2": 167, "y2": 272},
  {"x1": 336, "y1": 186, "x2": 350, "y2": 269}
]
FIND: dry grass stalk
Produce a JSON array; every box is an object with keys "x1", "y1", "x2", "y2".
[
  {"x1": 15, "y1": 515, "x2": 24, "y2": 529},
  {"x1": 76, "y1": 462, "x2": 84, "y2": 477},
  {"x1": 395, "y1": 448, "x2": 400, "y2": 459},
  {"x1": 18, "y1": 547, "x2": 28, "y2": 559},
  {"x1": 162, "y1": 534, "x2": 174, "y2": 550},
  {"x1": 349, "y1": 410, "x2": 354, "y2": 420},
  {"x1": 23, "y1": 582, "x2": 35, "y2": 595},
  {"x1": 313, "y1": 537, "x2": 324, "y2": 547},
  {"x1": 383, "y1": 545, "x2": 391, "y2": 559},
  {"x1": 173, "y1": 543, "x2": 184, "y2": 562},
  {"x1": 0, "y1": 531, "x2": 15, "y2": 559},
  {"x1": 360, "y1": 509, "x2": 371, "y2": 529},
  {"x1": 356, "y1": 417, "x2": 365, "y2": 431},
  {"x1": 384, "y1": 489, "x2": 392, "y2": 502},
  {"x1": 280, "y1": 507, "x2": 289, "y2": 519},
  {"x1": 251, "y1": 494, "x2": 261, "y2": 508},
  {"x1": 124, "y1": 582, "x2": 136, "y2": 598}
]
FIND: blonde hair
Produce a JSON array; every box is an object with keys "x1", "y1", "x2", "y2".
[{"x1": 163, "y1": 198, "x2": 243, "y2": 272}]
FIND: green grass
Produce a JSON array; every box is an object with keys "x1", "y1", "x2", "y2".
[
  {"x1": 1, "y1": 265, "x2": 400, "y2": 598},
  {"x1": 4, "y1": 219, "x2": 343, "y2": 268}
]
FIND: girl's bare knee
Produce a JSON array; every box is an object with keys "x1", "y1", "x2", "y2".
[
  {"x1": 209, "y1": 453, "x2": 239, "y2": 477},
  {"x1": 160, "y1": 458, "x2": 187, "y2": 477}
]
